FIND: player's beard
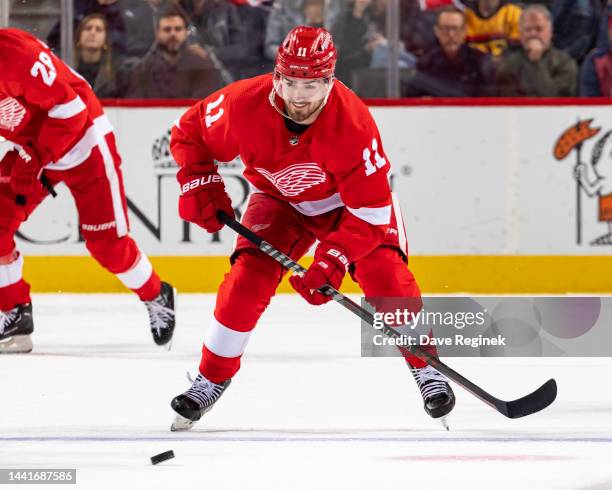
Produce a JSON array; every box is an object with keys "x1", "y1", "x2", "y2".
[
  {"x1": 285, "y1": 99, "x2": 324, "y2": 123},
  {"x1": 269, "y1": 78, "x2": 334, "y2": 125}
]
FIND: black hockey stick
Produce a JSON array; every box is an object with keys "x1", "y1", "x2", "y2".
[{"x1": 218, "y1": 211, "x2": 557, "y2": 419}]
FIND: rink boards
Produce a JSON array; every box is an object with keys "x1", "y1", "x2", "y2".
[{"x1": 8, "y1": 99, "x2": 612, "y2": 293}]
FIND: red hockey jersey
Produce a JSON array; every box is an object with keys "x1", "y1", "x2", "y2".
[
  {"x1": 0, "y1": 28, "x2": 112, "y2": 170},
  {"x1": 171, "y1": 74, "x2": 394, "y2": 261}
]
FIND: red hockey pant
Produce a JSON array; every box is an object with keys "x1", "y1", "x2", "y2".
[{"x1": 199, "y1": 192, "x2": 435, "y2": 383}]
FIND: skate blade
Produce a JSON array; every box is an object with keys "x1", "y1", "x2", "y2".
[
  {"x1": 160, "y1": 338, "x2": 173, "y2": 352},
  {"x1": 0, "y1": 335, "x2": 33, "y2": 354},
  {"x1": 438, "y1": 415, "x2": 450, "y2": 431},
  {"x1": 170, "y1": 413, "x2": 195, "y2": 432}
]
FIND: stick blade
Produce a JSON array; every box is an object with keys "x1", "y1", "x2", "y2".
[{"x1": 498, "y1": 379, "x2": 557, "y2": 419}]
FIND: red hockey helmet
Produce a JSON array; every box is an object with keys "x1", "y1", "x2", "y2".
[{"x1": 275, "y1": 26, "x2": 337, "y2": 79}]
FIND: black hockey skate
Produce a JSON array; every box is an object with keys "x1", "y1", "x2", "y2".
[
  {"x1": 0, "y1": 303, "x2": 34, "y2": 353},
  {"x1": 170, "y1": 373, "x2": 231, "y2": 431},
  {"x1": 410, "y1": 365, "x2": 455, "y2": 427},
  {"x1": 144, "y1": 281, "x2": 176, "y2": 349}
]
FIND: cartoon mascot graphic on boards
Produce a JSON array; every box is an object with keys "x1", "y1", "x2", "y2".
[{"x1": 553, "y1": 119, "x2": 612, "y2": 245}]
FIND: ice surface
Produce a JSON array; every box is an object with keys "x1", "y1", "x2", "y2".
[{"x1": 0, "y1": 294, "x2": 610, "y2": 490}]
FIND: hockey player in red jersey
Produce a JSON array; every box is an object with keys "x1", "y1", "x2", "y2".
[
  {"x1": 169, "y1": 25, "x2": 455, "y2": 430},
  {"x1": 0, "y1": 29, "x2": 176, "y2": 352}
]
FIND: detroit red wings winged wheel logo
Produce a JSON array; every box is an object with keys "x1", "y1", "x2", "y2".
[
  {"x1": 255, "y1": 163, "x2": 327, "y2": 197},
  {"x1": 0, "y1": 97, "x2": 26, "y2": 132}
]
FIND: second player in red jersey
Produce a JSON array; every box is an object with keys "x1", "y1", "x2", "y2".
[
  {"x1": 169, "y1": 26, "x2": 455, "y2": 430},
  {"x1": 0, "y1": 29, "x2": 176, "y2": 351}
]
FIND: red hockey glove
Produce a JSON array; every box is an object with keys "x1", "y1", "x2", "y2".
[
  {"x1": 177, "y1": 164, "x2": 234, "y2": 233},
  {"x1": 289, "y1": 242, "x2": 349, "y2": 305},
  {"x1": 8, "y1": 147, "x2": 43, "y2": 197}
]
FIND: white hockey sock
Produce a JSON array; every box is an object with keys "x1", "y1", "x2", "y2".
[{"x1": 0, "y1": 253, "x2": 24, "y2": 288}]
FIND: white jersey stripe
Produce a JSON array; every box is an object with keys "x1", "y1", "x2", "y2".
[
  {"x1": 0, "y1": 253, "x2": 23, "y2": 288},
  {"x1": 94, "y1": 114, "x2": 113, "y2": 135},
  {"x1": 290, "y1": 192, "x2": 344, "y2": 216},
  {"x1": 204, "y1": 317, "x2": 252, "y2": 358},
  {"x1": 347, "y1": 204, "x2": 392, "y2": 225},
  {"x1": 249, "y1": 185, "x2": 345, "y2": 217},
  {"x1": 44, "y1": 115, "x2": 113, "y2": 171},
  {"x1": 48, "y1": 95, "x2": 86, "y2": 119}
]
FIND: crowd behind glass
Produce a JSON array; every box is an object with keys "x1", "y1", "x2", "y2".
[{"x1": 7, "y1": 0, "x2": 612, "y2": 98}]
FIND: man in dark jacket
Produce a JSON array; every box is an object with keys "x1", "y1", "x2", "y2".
[
  {"x1": 178, "y1": 0, "x2": 245, "y2": 80},
  {"x1": 551, "y1": 0, "x2": 603, "y2": 65},
  {"x1": 406, "y1": 7, "x2": 495, "y2": 97},
  {"x1": 126, "y1": 9, "x2": 223, "y2": 98},
  {"x1": 580, "y1": 11, "x2": 612, "y2": 96},
  {"x1": 496, "y1": 4, "x2": 578, "y2": 96}
]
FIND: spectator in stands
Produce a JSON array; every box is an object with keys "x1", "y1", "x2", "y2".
[
  {"x1": 334, "y1": 0, "x2": 416, "y2": 71},
  {"x1": 496, "y1": 5, "x2": 577, "y2": 96},
  {"x1": 74, "y1": 14, "x2": 126, "y2": 98},
  {"x1": 264, "y1": 0, "x2": 342, "y2": 60},
  {"x1": 551, "y1": 0, "x2": 603, "y2": 64},
  {"x1": 400, "y1": 0, "x2": 441, "y2": 58},
  {"x1": 230, "y1": 0, "x2": 273, "y2": 77},
  {"x1": 580, "y1": 11, "x2": 612, "y2": 96},
  {"x1": 48, "y1": 0, "x2": 127, "y2": 56},
  {"x1": 332, "y1": 0, "x2": 416, "y2": 91},
  {"x1": 176, "y1": 0, "x2": 245, "y2": 80},
  {"x1": 367, "y1": 0, "x2": 417, "y2": 69},
  {"x1": 331, "y1": 0, "x2": 382, "y2": 83},
  {"x1": 407, "y1": 6, "x2": 495, "y2": 96},
  {"x1": 464, "y1": 0, "x2": 522, "y2": 58},
  {"x1": 120, "y1": 0, "x2": 171, "y2": 59},
  {"x1": 126, "y1": 9, "x2": 222, "y2": 98}
]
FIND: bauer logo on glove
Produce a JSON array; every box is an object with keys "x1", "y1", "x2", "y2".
[
  {"x1": 176, "y1": 165, "x2": 235, "y2": 233},
  {"x1": 289, "y1": 242, "x2": 349, "y2": 305},
  {"x1": 326, "y1": 248, "x2": 349, "y2": 269},
  {"x1": 181, "y1": 174, "x2": 222, "y2": 194}
]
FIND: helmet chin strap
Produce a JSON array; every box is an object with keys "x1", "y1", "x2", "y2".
[{"x1": 268, "y1": 78, "x2": 335, "y2": 124}]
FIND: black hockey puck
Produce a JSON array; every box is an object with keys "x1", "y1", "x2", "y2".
[{"x1": 151, "y1": 450, "x2": 175, "y2": 465}]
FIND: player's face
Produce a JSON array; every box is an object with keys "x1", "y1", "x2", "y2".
[
  {"x1": 275, "y1": 76, "x2": 331, "y2": 124},
  {"x1": 79, "y1": 18, "x2": 107, "y2": 51}
]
